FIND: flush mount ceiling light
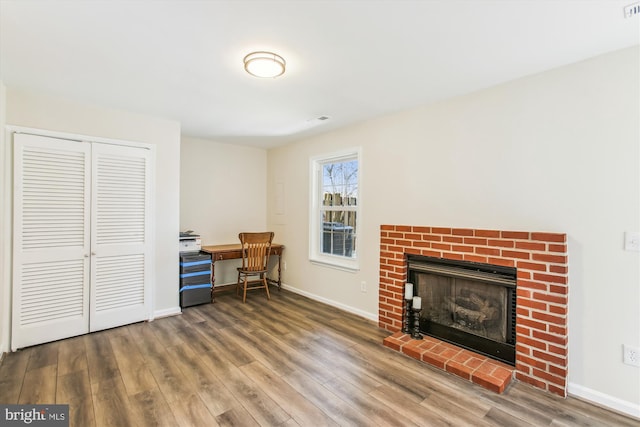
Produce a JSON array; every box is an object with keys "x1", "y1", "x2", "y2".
[{"x1": 244, "y1": 51, "x2": 286, "y2": 78}]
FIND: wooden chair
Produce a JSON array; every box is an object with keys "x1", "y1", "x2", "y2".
[{"x1": 236, "y1": 232, "x2": 274, "y2": 303}]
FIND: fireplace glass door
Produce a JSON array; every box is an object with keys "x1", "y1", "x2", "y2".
[
  {"x1": 417, "y1": 273, "x2": 508, "y2": 343},
  {"x1": 408, "y1": 256, "x2": 516, "y2": 365}
]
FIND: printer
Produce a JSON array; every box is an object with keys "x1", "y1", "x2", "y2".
[{"x1": 179, "y1": 231, "x2": 202, "y2": 253}]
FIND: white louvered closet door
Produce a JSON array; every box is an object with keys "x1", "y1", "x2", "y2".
[
  {"x1": 12, "y1": 134, "x2": 91, "y2": 350},
  {"x1": 89, "y1": 143, "x2": 151, "y2": 332},
  {"x1": 12, "y1": 134, "x2": 152, "y2": 350}
]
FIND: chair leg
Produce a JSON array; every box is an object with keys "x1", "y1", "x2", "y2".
[
  {"x1": 263, "y1": 273, "x2": 271, "y2": 300},
  {"x1": 243, "y1": 276, "x2": 248, "y2": 303}
]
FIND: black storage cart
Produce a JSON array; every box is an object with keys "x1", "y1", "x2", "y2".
[{"x1": 179, "y1": 252, "x2": 212, "y2": 307}]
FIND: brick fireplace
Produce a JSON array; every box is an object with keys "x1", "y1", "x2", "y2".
[{"x1": 379, "y1": 225, "x2": 568, "y2": 396}]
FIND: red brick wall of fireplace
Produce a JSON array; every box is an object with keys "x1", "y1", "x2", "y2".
[{"x1": 379, "y1": 225, "x2": 569, "y2": 396}]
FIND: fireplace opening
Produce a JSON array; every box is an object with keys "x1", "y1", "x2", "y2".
[{"x1": 408, "y1": 255, "x2": 517, "y2": 365}]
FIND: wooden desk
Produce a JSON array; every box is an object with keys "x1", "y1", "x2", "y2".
[{"x1": 200, "y1": 243, "x2": 284, "y2": 300}]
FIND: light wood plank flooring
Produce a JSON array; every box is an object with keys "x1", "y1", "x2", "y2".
[{"x1": 0, "y1": 289, "x2": 637, "y2": 426}]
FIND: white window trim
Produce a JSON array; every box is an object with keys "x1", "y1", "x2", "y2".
[{"x1": 309, "y1": 147, "x2": 361, "y2": 272}]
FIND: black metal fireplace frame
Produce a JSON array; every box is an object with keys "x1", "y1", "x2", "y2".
[{"x1": 407, "y1": 255, "x2": 517, "y2": 365}]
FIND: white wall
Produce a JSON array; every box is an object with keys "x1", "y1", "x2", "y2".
[
  {"x1": 267, "y1": 46, "x2": 640, "y2": 415},
  {"x1": 1, "y1": 88, "x2": 182, "y2": 346},
  {"x1": 0, "y1": 80, "x2": 8, "y2": 355},
  {"x1": 181, "y1": 136, "x2": 267, "y2": 284}
]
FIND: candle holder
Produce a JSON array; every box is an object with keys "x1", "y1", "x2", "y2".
[
  {"x1": 411, "y1": 307, "x2": 423, "y2": 340},
  {"x1": 402, "y1": 298, "x2": 412, "y2": 334}
]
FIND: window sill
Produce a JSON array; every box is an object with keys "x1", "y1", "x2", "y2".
[{"x1": 309, "y1": 258, "x2": 359, "y2": 273}]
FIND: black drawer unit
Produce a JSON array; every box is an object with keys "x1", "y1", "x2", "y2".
[
  {"x1": 179, "y1": 252, "x2": 212, "y2": 308},
  {"x1": 180, "y1": 252, "x2": 211, "y2": 273},
  {"x1": 181, "y1": 286, "x2": 213, "y2": 308}
]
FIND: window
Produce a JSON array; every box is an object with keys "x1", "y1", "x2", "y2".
[{"x1": 309, "y1": 148, "x2": 360, "y2": 270}]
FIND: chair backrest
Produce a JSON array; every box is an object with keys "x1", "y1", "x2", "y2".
[{"x1": 238, "y1": 232, "x2": 274, "y2": 272}]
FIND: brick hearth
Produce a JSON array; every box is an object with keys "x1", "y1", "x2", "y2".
[
  {"x1": 384, "y1": 331, "x2": 514, "y2": 393},
  {"x1": 379, "y1": 225, "x2": 568, "y2": 396}
]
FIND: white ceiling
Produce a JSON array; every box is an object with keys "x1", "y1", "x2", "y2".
[{"x1": 1, "y1": 0, "x2": 638, "y2": 148}]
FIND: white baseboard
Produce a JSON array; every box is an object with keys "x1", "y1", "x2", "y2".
[
  {"x1": 152, "y1": 306, "x2": 182, "y2": 320},
  {"x1": 281, "y1": 284, "x2": 378, "y2": 323},
  {"x1": 568, "y1": 382, "x2": 640, "y2": 420}
]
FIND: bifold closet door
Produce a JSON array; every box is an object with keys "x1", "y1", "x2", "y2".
[
  {"x1": 12, "y1": 134, "x2": 91, "y2": 350},
  {"x1": 89, "y1": 143, "x2": 151, "y2": 332},
  {"x1": 12, "y1": 134, "x2": 152, "y2": 350}
]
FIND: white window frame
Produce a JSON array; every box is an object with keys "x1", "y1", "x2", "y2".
[{"x1": 309, "y1": 147, "x2": 361, "y2": 272}]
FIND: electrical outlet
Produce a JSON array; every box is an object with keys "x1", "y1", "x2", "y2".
[
  {"x1": 623, "y1": 344, "x2": 640, "y2": 367},
  {"x1": 360, "y1": 281, "x2": 367, "y2": 293},
  {"x1": 624, "y1": 232, "x2": 640, "y2": 252}
]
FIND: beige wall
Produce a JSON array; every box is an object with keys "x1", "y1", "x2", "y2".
[
  {"x1": 180, "y1": 136, "x2": 267, "y2": 284},
  {"x1": 1, "y1": 88, "x2": 182, "y2": 339},
  {"x1": 267, "y1": 46, "x2": 640, "y2": 414}
]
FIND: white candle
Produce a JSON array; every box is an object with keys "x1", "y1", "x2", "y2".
[
  {"x1": 404, "y1": 283, "x2": 413, "y2": 300},
  {"x1": 412, "y1": 296, "x2": 422, "y2": 310}
]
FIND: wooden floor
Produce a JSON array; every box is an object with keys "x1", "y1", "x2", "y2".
[{"x1": 0, "y1": 289, "x2": 637, "y2": 427}]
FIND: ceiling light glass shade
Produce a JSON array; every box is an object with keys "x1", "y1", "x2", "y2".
[{"x1": 244, "y1": 51, "x2": 286, "y2": 78}]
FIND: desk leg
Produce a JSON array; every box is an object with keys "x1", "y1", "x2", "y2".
[
  {"x1": 210, "y1": 259, "x2": 215, "y2": 303},
  {"x1": 277, "y1": 254, "x2": 282, "y2": 290}
]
